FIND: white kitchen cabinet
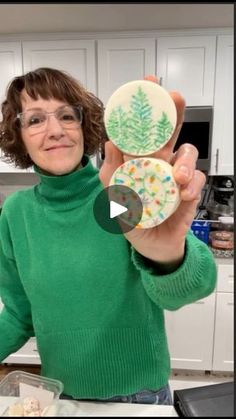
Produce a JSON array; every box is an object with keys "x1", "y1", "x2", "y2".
[
  {"x1": 22, "y1": 40, "x2": 97, "y2": 95},
  {"x1": 165, "y1": 293, "x2": 216, "y2": 370},
  {"x1": 212, "y1": 292, "x2": 234, "y2": 372},
  {"x1": 23, "y1": 40, "x2": 99, "y2": 168},
  {"x1": 156, "y1": 35, "x2": 216, "y2": 106},
  {"x1": 212, "y1": 261, "x2": 234, "y2": 372},
  {"x1": 209, "y1": 35, "x2": 234, "y2": 175},
  {"x1": 2, "y1": 337, "x2": 41, "y2": 365},
  {"x1": 0, "y1": 39, "x2": 98, "y2": 173},
  {"x1": 0, "y1": 298, "x2": 41, "y2": 365},
  {"x1": 165, "y1": 258, "x2": 234, "y2": 373},
  {"x1": 97, "y1": 38, "x2": 156, "y2": 105},
  {"x1": 0, "y1": 42, "x2": 27, "y2": 173},
  {"x1": 0, "y1": 42, "x2": 22, "y2": 104}
]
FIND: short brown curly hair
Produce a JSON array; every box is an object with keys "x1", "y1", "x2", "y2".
[{"x1": 0, "y1": 67, "x2": 108, "y2": 169}]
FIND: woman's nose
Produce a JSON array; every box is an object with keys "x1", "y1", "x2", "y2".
[{"x1": 46, "y1": 114, "x2": 64, "y2": 137}]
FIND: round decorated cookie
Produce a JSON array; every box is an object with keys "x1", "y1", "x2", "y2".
[
  {"x1": 109, "y1": 157, "x2": 180, "y2": 228},
  {"x1": 104, "y1": 80, "x2": 177, "y2": 156}
]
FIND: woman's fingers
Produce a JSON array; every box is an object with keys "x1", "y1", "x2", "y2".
[
  {"x1": 144, "y1": 76, "x2": 186, "y2": 148},
  {"x1": 172, "y1": 143, "x2": 199, "y2": 185},
  {"x1": 180, "y1": 169, "x2": 206, "y2": 201},
  {"x1": 168, "y1": 91, "x2": 186, "y2": 145}
]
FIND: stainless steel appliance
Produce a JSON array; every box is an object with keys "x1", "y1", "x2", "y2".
[{"x1": 174, "y1": 106, "x2": 213, "y2": 172}]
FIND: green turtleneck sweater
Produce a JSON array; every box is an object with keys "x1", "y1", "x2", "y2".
[{"x1": 0, "y1": 156, "x2": 216, "y2": 399}]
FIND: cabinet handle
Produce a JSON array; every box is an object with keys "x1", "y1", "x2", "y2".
[
  {"x1": 215, "y1": 148, "x2": 219, "y2": 173},
  {"x1": 159, "y1": 76, "x2": 163, "y2": 86}
]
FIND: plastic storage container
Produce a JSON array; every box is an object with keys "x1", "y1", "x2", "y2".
[
  {"x1": 0, "y1": 370, "x2": 63, "y2": 416},
  {"x1": 191, "y1": 221, "x2": 210, "y2": 244}
]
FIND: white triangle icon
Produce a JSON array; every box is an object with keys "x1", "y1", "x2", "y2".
[{"x1": 110, "y1": 200, "x2": 128, "y2": 219}]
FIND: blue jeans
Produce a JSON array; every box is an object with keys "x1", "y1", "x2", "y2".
[{"x1": 60, "y1": 384, "x2": 173, "y2": 405}]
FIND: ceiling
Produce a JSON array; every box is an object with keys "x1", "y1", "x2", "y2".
[{"x1": 0, "y1": 3, "x2": 233, "y2": 34}]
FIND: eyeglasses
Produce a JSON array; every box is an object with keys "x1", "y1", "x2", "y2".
[{"x1": 16, "y1": 105, "x2": 83, "y2": 133}]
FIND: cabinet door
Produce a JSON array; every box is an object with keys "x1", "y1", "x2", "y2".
[
  {"x1": 0, "y1": 42, "x2": 25, "y2": 173},
  {"x1": 212, "y1": 292, "x2": 234, "y2": 372},
  {"x1": 156, "y1": 36, "x2": 216, "y2": 106},
  {"x1": 209, "y1": 35, "x2": 233, "y2": 175},
  {"x1": 0, "y1": 42, "x2": 22, "y2": 103},
  {"x1": 0, "y1": 298, "x2": 41, "y2": 365},
  {"x1": 23, "y1": 40, "x2": 96, "y2": 94},
  {"x1": 165, "y1": 293, "x2": 215, "y2": 370},
  {"x1": 22, "y1": 40, "x2": 98, "y2": 167},
  {"x1": 216, "y1": 262, "x2": 234, "y2": 293},
  {"x1": 97, "y1": 38, "x2": 156, "y2": 105},
  {"x1": 2, "y1": 338, "x2": 41, "y2": 365}
]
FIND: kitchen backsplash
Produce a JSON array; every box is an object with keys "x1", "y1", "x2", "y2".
[
  {"x1": 0, "y1": 173, "x2": 39, "y2": 205},
  {"x1": 0, "y1": 172, "x2": 234, "y2": 214}
]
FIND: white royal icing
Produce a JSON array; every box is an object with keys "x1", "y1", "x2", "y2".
[
  {"x1": 109, "y1": 157, "x2": 180, "y2": 228},
  {"x1": 104, "y1": 80, "x2": 177, "y2": 156}
]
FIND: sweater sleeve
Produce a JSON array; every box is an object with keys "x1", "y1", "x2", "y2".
[
  {"x1": 131, "y1": 231, "x2": 217, "y2": 310},
  {"x1": 0, "y1": 212, "x2": 34, "y2": 362}
]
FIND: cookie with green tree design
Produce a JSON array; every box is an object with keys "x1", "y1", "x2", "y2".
[{"x1": 104, "y1": 80, "x2": 177, "y2": 156}]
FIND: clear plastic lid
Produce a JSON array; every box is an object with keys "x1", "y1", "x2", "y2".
[
  {"x1": 0, "y1": 371, "x2": 63, "y2": 398},
  {"x1": 0, "y1": 371, "x2": 63, "y2": 416}
]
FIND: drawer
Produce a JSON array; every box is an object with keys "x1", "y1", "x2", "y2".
[{"x1": 217, "y1": 263, "x2": 234, "y2": 292}]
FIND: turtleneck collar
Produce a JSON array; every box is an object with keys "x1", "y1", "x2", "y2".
[{"x1": 34, "y1": 155, "x2": 101, "y2": 210}]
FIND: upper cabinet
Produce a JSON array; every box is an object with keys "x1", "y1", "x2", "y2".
[
  {"x1": 0, "y1": 42, "x2": 25, "y2": 173},
  {"x1": 209, "y1": 35, "x2": 233, "y2": 175},
  {"x1": 0, "y1": 31, "x2": 233, "y2": 174},
  {"x1": 22, "y1": 40, "x2": 97, "y2": 95},
  {"x1": 97, "y1": 38, "x2": 156, "y2": 105},
  {"x1": 0, "y1": 42, "x2": 22, "y2": 103},
  {"x1": 156, "y1": 35, "x2": 216, "y2": 106},
  {"x1": 0, "y1": 39, "x2": 97, "y2": 173}
]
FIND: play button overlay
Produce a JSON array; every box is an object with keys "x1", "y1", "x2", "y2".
[
  {"x1": 93, "y1": 185, "x2": 143, "y2": 234},
  {"x1": 110, "y1": 201, "x2": 128, "y2": 218}
]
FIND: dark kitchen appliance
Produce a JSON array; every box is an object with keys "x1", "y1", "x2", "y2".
[
  {"x1": 206, "y1": 176, "x2": 234, "y2": 221},
  {"x1": 173, "y1": 106, "x2": 213, "y2": 172}
]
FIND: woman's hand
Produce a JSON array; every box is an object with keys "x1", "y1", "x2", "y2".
[{"x1": 99, "y1": 76, "x2": 206, "y2": 267}]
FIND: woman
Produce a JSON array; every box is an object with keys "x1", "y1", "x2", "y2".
[{"x1": 0, "y1": 68, "x2": 216, "y2": 404}]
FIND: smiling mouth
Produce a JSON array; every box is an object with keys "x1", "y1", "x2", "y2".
[{"x1": 46, "y1": 145, "x2": 72, "y2": 151}]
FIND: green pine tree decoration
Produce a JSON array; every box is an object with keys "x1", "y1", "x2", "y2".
[
  {"x1": 127, "y1": 87, "x2": 154, "y2": 153},
  {"x1": 106, "y1": 88, "x2": 174, "y2": 153},
  {"x1": 106, "y1": 106, "x2": 129, "y2": 147},
  {"x1": 155, "y1": 112, "x2": 173, "y2": 148}
]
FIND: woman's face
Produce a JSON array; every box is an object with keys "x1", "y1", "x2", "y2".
[{"x1": 20, "y1": 89, "x2": 84, "y2": 175}]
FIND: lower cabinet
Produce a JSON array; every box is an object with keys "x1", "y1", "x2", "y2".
[
  {"x1": 0, "y1": 298, "x2": 40, "y2": 365},
  {"x1": 212, "y1": 292, "x2": 234, "y2": 372},
  {"x1": 165, "y1": 293, "x2": 215, "y2": 371},
  {"x1": 2, "y1": 337, "x2": 41, "y2": 365},
  {"x1": 165, "y1": 260, "x2": 234, "y2": 372}
]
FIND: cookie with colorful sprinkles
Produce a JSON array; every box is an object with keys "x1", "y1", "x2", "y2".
[{"x1": 109, "y1": 158, "x2": 180, "y2": 228}]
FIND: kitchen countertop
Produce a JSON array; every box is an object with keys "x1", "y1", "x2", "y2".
[
  {"x1": 215, "y1": 257, "x2": 234, "y2": 265},
  {"x1": 0, "y1": 396, "x2": 178, "y2": 416}
]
